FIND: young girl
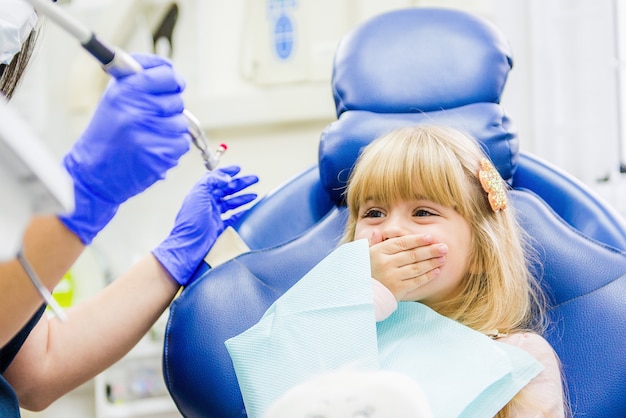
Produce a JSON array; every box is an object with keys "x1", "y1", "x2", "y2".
[{"x1": 341, "y1": 125, "x2": 566, "y2": 417}]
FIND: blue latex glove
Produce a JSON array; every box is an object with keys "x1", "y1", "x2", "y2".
[
  {"x1": 59, "y1": 54, "x2": 190, "y2": 244},
  {"x1": 152, "y1": 165, "x2": 259, "y2": 286}
]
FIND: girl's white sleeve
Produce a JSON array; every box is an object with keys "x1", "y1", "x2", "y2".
[
  {"x1": 499, "y1": 332, "x2": 566, "y2": 417},
  {"x1": 372, "y1": 279, "x2": 398, "y2": 322}
]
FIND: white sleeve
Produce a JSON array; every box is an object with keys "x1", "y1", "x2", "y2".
[
  {"x1": 372, "y1": 278, "x2": 398, "y2": 322},
  {"x1": 499, "y1": 333, "x2": 565, "y2": 417}
]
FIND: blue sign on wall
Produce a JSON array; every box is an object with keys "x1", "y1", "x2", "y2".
[
  {"x1": 274, "y1": 14, "x2": 294, "y2": 60},
  {"x1": 268, "y1": 0, "x2": 297, "y2": 61}
]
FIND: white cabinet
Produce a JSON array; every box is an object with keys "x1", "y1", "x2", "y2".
[{"x1": 94, "y1": 334, "x2": 181, "y2": 418}]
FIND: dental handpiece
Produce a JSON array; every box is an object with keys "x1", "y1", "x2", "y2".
[{"x1": 23, "y1": 0, "x2": 225, "y2": 171}]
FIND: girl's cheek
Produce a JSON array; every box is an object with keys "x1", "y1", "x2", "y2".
[
  {"x1": 367, "y1": 230, "x2": 384, "y2": 245},
  {"x1": 354, "y1": 226, "x2": 373, "y2": 243}
]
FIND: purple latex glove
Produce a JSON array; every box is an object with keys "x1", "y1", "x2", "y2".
[
  {"x1": 59, "y1": 54, "x2": 190, "y2": 244},
  {"x1": 152, "y1": 166, "x2": 259, "y2": 286}
]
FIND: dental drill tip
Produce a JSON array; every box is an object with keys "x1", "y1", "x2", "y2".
[{"x1": 215, "y1": 144, "x2": 227, "y2": 158}]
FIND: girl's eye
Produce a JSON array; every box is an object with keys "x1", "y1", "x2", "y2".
[
  {"x1": 362, "y1": 208, "x2": 385, "y2": 218},
  {"x1": 414, "y1": 209, "x2": 436, "y2": 217}
]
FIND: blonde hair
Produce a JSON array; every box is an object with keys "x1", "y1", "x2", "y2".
[{"x1": 342, "y1": 125, "x2": 547, "y2": 335}]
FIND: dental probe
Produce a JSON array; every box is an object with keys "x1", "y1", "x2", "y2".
[{"x1": 22, "y1": 0, "x2": 225, "y2": 171}]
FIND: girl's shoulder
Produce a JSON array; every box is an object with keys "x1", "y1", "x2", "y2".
[
  {"x1": 497, "y1": 331, "x2": 550, "y2": 346},
  {"x1": 498, "y1": 332, "x2": 566, "y2": 417},
  {"x1": 497, "y1": 331, "x2": 558, "y2": 365}
]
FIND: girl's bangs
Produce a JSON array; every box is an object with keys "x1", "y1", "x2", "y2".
[{"x1": 351, "y1": 138, "x2": 465, "y2": 210}]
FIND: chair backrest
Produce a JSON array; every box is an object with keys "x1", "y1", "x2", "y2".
[{"x1": 164, "y1": 8, "x2": 626, "y2": 417}]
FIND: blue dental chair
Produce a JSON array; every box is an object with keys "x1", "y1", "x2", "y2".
[{"x1": 163, "y1": 8, "x2": 626, "y2": 417}]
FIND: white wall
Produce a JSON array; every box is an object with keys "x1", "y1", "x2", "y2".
[{"x1": 495, "y1": 0, "x2": 621, "y2": 186}]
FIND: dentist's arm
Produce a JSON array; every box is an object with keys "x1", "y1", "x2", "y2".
[
  {"x1": 0, "y1": 54, "x2": 188, "y2": 347},
  {"x1": 0, "y1": 217, "x2": 83, "y2": 347},
  {"x1": 4, "y1": 167, "x2": 258, "y2": 410},
  {"x1": 6, "y1": 254, "x2": 177, "y2": 411}
]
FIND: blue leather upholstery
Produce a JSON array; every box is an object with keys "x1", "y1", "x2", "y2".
[
  {"x1": 236, "y1": 166, "x2": 334, "y2": 250},
  {"x1": 164, "y1": 8, "x2": 626, "y2": 417},
  {"x1": 512, "y1": 190, "x2": 626, "y2": 415},
  {"x1": 514, "y1": 153, "x2": 626, "y2": 250},
  {"x1": 164, "y1": 208, "x2": 347, "y2": 417}
]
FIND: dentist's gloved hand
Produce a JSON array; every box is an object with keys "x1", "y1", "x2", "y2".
[
  {"x1": 152, "y1": 165, "x2": 259, "y2": 286},
  {"x1": 59, "y1": 54, "x2": 190, "y2": 244}
]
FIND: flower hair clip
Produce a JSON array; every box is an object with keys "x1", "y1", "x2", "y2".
[{"x1": 478, "y1": 158, "x2": 508, "y2": 212}]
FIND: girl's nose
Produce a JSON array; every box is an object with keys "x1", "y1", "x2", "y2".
[{"x1": 381, "y1": 217, "x2": 409, "y2": 241}]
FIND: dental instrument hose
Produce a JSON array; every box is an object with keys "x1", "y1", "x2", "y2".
[
  {"x1": 22, "y1": 0, "x2": 225, "y2": 171},
  {"x1": 16, "y1": 249, "x2": 67, "y2": 322}
]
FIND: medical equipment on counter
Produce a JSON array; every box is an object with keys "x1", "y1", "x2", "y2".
[
  {"x1": 0, "y1": 95, "x2": 73, "y2": 320},
  {"x1": 22, "y1": 0, "x2": 225, "y2": 171}
]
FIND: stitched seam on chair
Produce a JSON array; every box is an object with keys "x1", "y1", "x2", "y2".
[
  {"x1": 334, "y1": 93, "x2": 348, "y2": 116},
  {"x1": 549, "y1": 272, "x2": 626, "y2": 310},
  {"x1": 512, "y1": 188, "x2": 626, "y2": 256},
  {"x1": 237, "y1": 206, "x2": 346, "y2": 257},
  {"x1": 162, "y1": 303, "x2": 181, "y2": 410},
  {"x1": 229, "y1": 256, "x2": 324, "y2": 296},
  {"x1": 511, "y1": 189, "x2": 626, "y2": 311}
]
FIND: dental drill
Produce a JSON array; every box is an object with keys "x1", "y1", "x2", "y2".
[{"x1": 22, "y1": 0, "x2": 226, "y2": 171}]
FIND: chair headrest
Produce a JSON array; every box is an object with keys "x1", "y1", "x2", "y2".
[
  {"x1": 319, "y1": 106, "x2": 518, "y2": 204},
  {"x1": 332, "y1": 8, "x2": 513, "y2": 116},
  {"x1": 320, "y1": 8, "x2": 518, "y2": 205}
]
